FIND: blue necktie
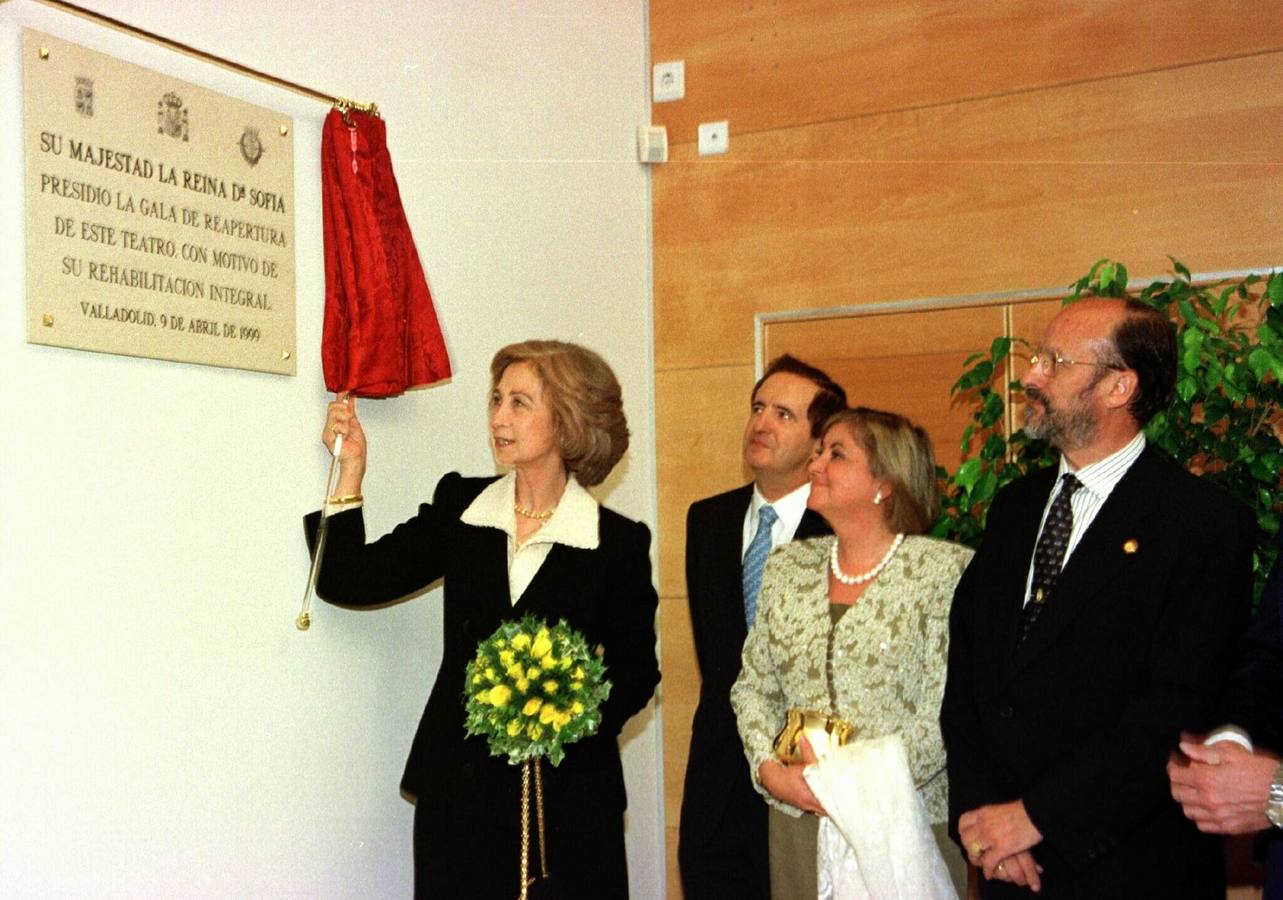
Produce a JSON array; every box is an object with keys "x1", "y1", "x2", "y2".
[{"x1": 742, "y1": 505, "x2": 779, "y2": 627}]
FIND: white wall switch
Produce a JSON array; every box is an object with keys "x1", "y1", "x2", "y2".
[
  {"x1": 637, "y1": 125, "x2": 668, "y2": 164},
  {"x1": 698, "y1": 120, "x2": 729, "y2": 156},
  {"x1": 653, "y1": 60, "x2": 685, "y2": 103}
]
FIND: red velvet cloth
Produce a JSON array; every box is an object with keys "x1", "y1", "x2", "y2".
[{"x1": 321, "y1": 108, "x2": 451, "y2": 397}]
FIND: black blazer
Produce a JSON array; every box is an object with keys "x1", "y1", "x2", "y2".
[
  {"x1": 1218, "y1": 533, "x2": 1283, "y2": 896},
  {"x1": 677, "y1": 483, "x2": 829, "y2": 898},
  {"x1": 941, "y1": 448, "x2": 1256, "y2": 899},
  {"x1": 307, "y1": 473, "x2": 660, "y2": 899}
]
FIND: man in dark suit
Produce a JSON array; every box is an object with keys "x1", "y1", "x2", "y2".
[
  {"x1": 941, "y1": 297, "x2": 1256, "y2": 898},
  {"x1": 1169, "y1": 533, "x2": 1283, "y2": 899},
  {"x1": 677, "y1": 355, "x2": 846, "y2": 900}
]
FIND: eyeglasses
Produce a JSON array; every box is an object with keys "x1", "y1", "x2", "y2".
[{"x1": 1028, "y1": 349, "x2": 1122, "y2": 378}]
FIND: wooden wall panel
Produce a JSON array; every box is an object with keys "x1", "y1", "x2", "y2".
[
  {"x1": 650, "y1": 0, "x2": 1283, "y2": 141},
  {"x1": 654, "y1": 365, "x2": 755, "y2": 598},
  {"x1": 656, "y1": 160, "x2": 1281, "y2": 370},
  {"x1": 659, "y1": 591, "x2": 696, "y2": 900},
  {"x1": 665, "y1": 53, "x2": 1283, "y2": 164}
]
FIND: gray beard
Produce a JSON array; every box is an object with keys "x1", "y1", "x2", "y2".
[{"x1": 1023, "y1": 390, "x2": 1098, "y2": 450}]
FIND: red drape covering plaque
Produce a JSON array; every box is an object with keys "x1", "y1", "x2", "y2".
[{"x1": 321, "y1": 108, "x2": 451, "y2": 397}]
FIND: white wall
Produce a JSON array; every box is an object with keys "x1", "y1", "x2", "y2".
[{"x1": 0, "y1": 1, "x2": 661, "y2": 896}]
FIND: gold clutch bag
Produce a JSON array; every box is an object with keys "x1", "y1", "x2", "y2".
[{"x1": 772, "y1": 707, "x2": 855, "y2": 763}]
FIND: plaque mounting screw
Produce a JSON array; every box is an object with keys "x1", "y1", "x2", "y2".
[
  {"x1": 279, "y1": 124, "x2": 289, "y2": 137},
  {"x1": 38, "y1": 47, "x2": 49, "y2": 60},
  {"x1": 42, "y1": 313, "x2": 54, "y2": 327}
]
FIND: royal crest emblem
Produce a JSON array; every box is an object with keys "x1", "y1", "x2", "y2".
[
  {"x1": 157, "y1": 92, "x2": 189, "y2": 141},
  {"x1": 239, "y1": 126, "x2": 263, "y2": 167},
  {"x1": 74, "y1": 77, "x2": 94, "y2": 118}
]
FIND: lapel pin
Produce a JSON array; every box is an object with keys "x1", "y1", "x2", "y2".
[{"x1": 1122, "y1": 538, "x2": 1139, "y2": 554}]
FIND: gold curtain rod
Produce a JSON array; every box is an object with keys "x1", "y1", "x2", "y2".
[{"x1": 31, "y1": 0, "x2": 379, "y2": 116}]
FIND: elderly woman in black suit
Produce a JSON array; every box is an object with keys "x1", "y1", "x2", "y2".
[{"x1": 307, "y1": 340, "x2": 660, "y2": 899}]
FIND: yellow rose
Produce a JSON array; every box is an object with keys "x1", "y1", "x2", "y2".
[
  {"x1": 487, "y1": 684, "x2": 512, "y2": 708},
  {"x1": 570, "y1": 682, "x2": 584, "y2": 692},
  {"x1": 540, "y1": 655, "x2": 557, "y2": 670},
  {"x1": 516, "y1": 677, "x2": 529, "y2": 693},
  {"x1": 539, "y1": 704, "x2": 558, "y2": 725},
  {"x1": 555, "y1": 711, "x2": 572, "y2": 728},
  {"x1": 507, "y1": 663, "x2": 525, "y2": 680},
  {"x1": 527, "y1": 666, "x2": 541, "y2": 680},
  {"x1": 543, "y1": 680, "x2": 559, "y2": 694},
  {"x1": 499, "y1": 649, "x2": 515, "y2": 668},
  {"x1": 559, "y1": 656, "x2": 572, "y2": 671},
  {"x1": 573, "y1": 667, "x2": 584, "y2": 680},
  {"x1": 511, "y1": 633, "x2": 531, "y2": 651},
  {"x1": 571, "y1": 701, "x2": 584, "y2": 715},
  {"x1": 531, "y1": 629, "x2": 552, "y2": 659},
  {"x1": 527, "y1": 723, "x2": 544, "y2": 741},
  {"x1": 471, "y1": 673, "x2": 482, "y2": 685},
  {"x1": 523, "y1": 697, "x2": 543, "y2": 716},
  {"x1": 485, "y1": 667, "x2": 497, "y2": 683},
  {"x1": 506, "y1": 719, "x2": 523, "y2": 737},
  {"x1": 496, "y1": 638, "x2": 507, "y2": 649}
]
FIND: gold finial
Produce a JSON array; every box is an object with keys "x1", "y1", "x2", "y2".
[
  {"x1": 1122, "y1": 539, "x2": 1139, "y2": 554},
  {"x1": 38, "y1": 47, "x2": 50, "y2": 60},
  {"x1": 42, "y1": 313, "x2": 54, "y2": 327},
  {"x1": 295, "y1": 611, "x2": 310, "y2": 630}
]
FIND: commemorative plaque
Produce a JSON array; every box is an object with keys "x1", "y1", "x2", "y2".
[{"x1": 23, "y1": 29, "x2": 297, "y2": 375}]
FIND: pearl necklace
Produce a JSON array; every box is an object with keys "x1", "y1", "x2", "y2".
[
  {"x1": 514, "y1": 502, "x2": 556, "y2": 520},
  {"x1": 830, "y1": 533, "x2": 905, "y2": 586}
]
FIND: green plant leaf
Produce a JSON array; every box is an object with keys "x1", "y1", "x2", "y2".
[{"x1": 955, "y1": 458, "x2": 982, "y2": 492}]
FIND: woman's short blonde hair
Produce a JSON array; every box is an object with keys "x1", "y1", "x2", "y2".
[
  {"x1": 490, "y1": 340, "x2": 629, "y2": 487},
  {"x1": 822, "y1": 407, "x2": 940, "y2": 535}
]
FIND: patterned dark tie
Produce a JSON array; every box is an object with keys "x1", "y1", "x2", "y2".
[
  {"x1": 741, "y1": 505, "x2": 778, "y2": 628},
  {"x1": 1020, "y1": 473, "x2": 1083, "y2": 642}
]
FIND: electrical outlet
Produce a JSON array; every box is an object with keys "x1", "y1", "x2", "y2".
[
  {"x1": 653, "y1": 61, "x2": 685, "y2": 103},
  {"x1": 698, "y1": 120, "x2": 729, "y2": 156}
]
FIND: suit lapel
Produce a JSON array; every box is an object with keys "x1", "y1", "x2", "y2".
[
  {"x1": 796, "y1": 508, "x2": 829, "y2": 541},
  {"x1": 993, "y1": 471, "x2": 1055, "y2": 680},
  {"x1": 1008, "y1": 451, "x2": 1165, "y2": 677},
  {"x1": 714, "y1": 488, "x2": 753, "y2": 643}
]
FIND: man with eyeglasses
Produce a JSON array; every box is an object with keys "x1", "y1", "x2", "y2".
[{"x1": 941, "y1": 297, "x2": 1255, "y2": 898}]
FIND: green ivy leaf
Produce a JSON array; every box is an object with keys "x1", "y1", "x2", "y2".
[
  {"x1": 1248, "y1": 348, "x2": 1275, "y2": 380},
  {"x1": 955, "y1": 458, "x2": 982, "y2": 492}
]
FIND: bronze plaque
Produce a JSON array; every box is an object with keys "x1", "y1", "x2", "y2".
[{"x1": 24, "y1": 29, "x2": 297, "y2": 375}]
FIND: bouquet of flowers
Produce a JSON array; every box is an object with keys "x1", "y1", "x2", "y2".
[{"x1": 464, "y1": 615, "x2": 611, "y2": 767}]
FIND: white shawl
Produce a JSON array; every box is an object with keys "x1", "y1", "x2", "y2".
[{"x1": 803, "y1": 734, "x2": 957, "y2": 900}]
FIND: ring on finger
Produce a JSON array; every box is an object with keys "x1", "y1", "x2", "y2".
[
  {"x1": 997, "y1": 862, "x2": 1006, "y2": 873},
  {"x1": 331, "y1": 424, "x2": 341, "y2": 434}
]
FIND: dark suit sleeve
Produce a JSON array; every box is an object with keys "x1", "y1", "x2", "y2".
[
  {"x1": 598, "y1": 518, "x2": 661, "y2": 737},
  {"x1": 303, "y1": 471, "x2": 468, "y2": 606},
  {"x1": 1218, "y1": 535, "x2": 1283, "y2": 752},
  {"x1": 1020, "y1": 499, "x2": 1256, "y2": 867},
  {"x1": 941, "y1": 488, "x2": 1009, "y2": 835}
]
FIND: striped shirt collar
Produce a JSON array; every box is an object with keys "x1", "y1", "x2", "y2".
[{"x1": 1055, "y1": 430, "x2": 1146, "y2": 501}]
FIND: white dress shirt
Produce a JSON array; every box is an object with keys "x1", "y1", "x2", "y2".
[{"x1": 742, "y1": 481, "x2": 813, "y2": 561}]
